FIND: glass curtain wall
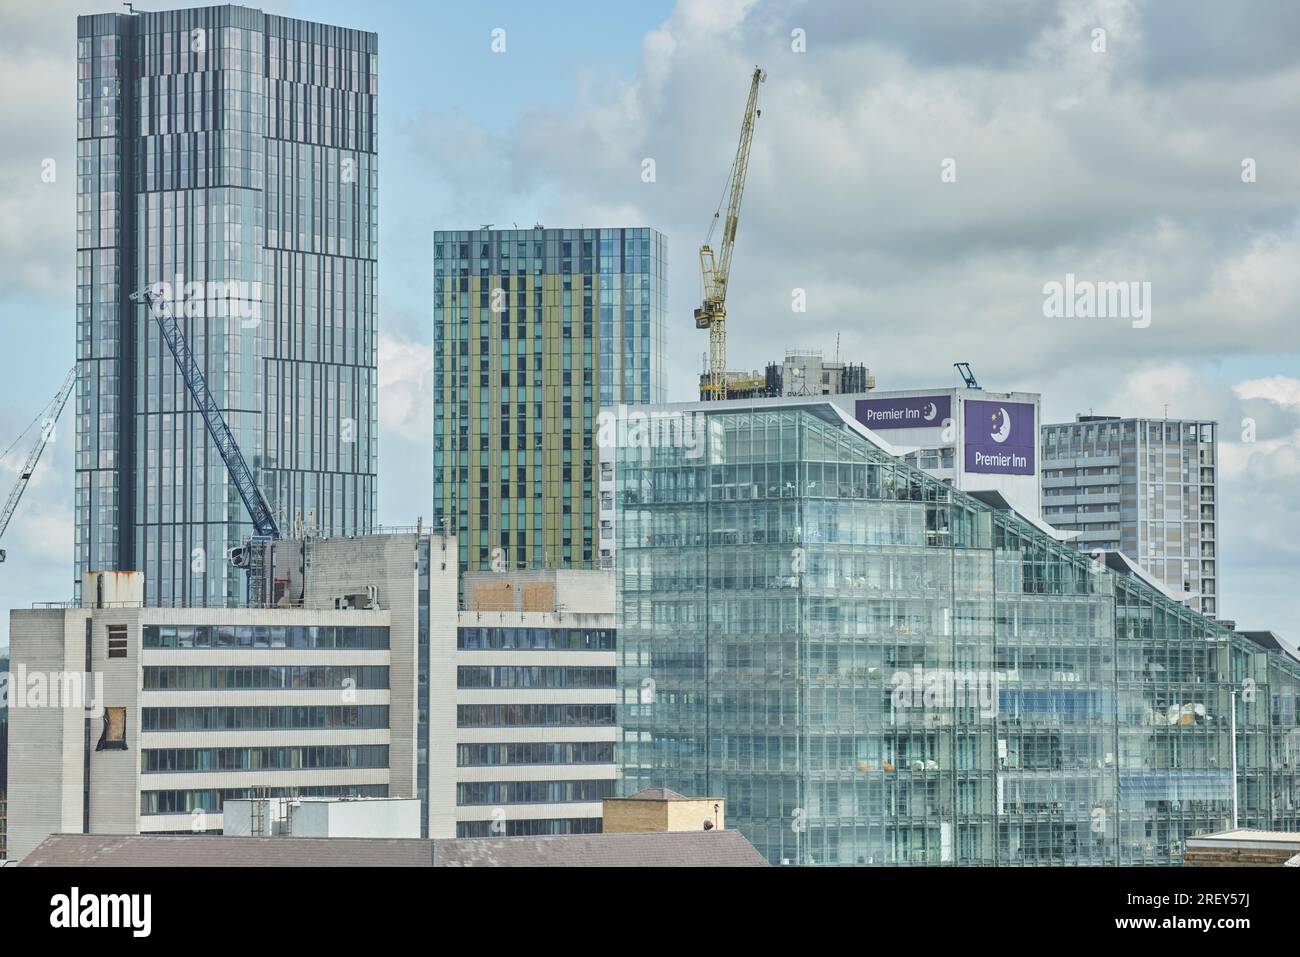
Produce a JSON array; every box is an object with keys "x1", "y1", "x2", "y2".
[{"x1": 616, "y1": 404, "x2": 1300, "y2": 865}]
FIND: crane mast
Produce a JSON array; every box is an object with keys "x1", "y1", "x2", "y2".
[
  {"x1": 0, "y1": 366, "x2": 77, "y2": 563},
  {"x1": 696, "y1": 65, "x2": 765, "y2": 401}
]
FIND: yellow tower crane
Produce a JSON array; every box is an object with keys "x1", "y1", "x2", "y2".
[{"x1": 696, "y1": 65, "x2": 765, "y2": 401}]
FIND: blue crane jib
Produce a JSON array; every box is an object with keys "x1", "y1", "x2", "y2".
[
  {"x1": 130, "y1": 285, "x2": 280, "y2": 540},
  {"x1": 0, "y1": 366, "x2": 77, "y2": 563}
]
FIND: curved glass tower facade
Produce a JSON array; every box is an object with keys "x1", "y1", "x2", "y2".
[
  {"x1": 75, "y1": 5, "x2": 378, "y2": 606},
  {"x1": 614, "y1": 402, "x2": 1300, "y2": 865}
]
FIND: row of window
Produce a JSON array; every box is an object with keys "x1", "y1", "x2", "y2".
[
  {"x1": 142, "y1": 745, "x2": 388, "y2": 773},
  {"x1": 143, "y1": 624, "x2": 389, "y2": 650},
  {"x1": 456, "y1": 779, "x2": 616, "y2": 806},
  {"x1": 142, "y1": 705, "x2": 389, "y2": 732},
  {"x1": 456, "y1": 742, "x2": 614, "y2": 768},
  {"x1": 140, "y1": 784, "x2": 386, "y2": 816},
  {"x1": 456, "y1": 817, "x2": 602, "y2": 838},
  {"x1": 456, "y1": 704, "x2": 616, "y2": 728},
  {"x1": 456, "y1": 666, "x2": 616, "y2": 690},
  {"x1": 457, "y1": 627, "x2": 615, "y2": 652},
  {"x1": 143, "y1": 665, "x2": 389, "y2": 691}
]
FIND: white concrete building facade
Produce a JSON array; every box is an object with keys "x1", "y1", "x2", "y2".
[
  {"x1": 6, "y1": 534, "x2": 618, "y2": 857},
  {"x1": 445, "y1": 570, "x2": 617, "y2": 838}
]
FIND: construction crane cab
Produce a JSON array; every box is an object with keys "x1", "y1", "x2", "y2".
[{"x1": 693, "y1": 259, "x2": 719, "y2": 329}]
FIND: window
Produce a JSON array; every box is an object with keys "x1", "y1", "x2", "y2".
[
  {"x1": 97, "y1": 707, "x2": 128, "y2": 751},
  {"x1": 107, "y1": 624, "x2": 128, "y2": 658}
]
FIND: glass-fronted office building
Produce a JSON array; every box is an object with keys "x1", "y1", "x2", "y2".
[
  {"x1": 76, "y1": 5, "x2": 378, "y2": 605},
  {"x1": 1042, "y1": 416, "x2": 1218, "y2": 617},
  {"x1": 613, "y1": 400, "x2": 1300, "y2": 865},
  {"x1": 433, "y1": 227, "x2": 666, "y2": 574}
]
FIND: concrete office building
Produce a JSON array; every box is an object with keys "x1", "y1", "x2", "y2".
[
  {"x1": 445, "y1": 569, "x2": 617, "y2": 838},
  {"x1": 769, "y1": 351, "x2": 875, "y2": 397},
  {"x1": 699, "y1": 350, "x2": 876, "y2": 401},
  {"x1": 0, "y1": 647, "x2": 6, "y2": 863},
  {"x1": 5, "y1": 545, "x2": 422, "y2": 861},
  {"x1": 6, "y1": 588, "x2": 398, "y2": 860},
  {"x1": 610, "y1": 398, "x2": 1300, "y2": 866},
  {"x1": 75, "y1": 5, "x2": 378, "y2": 606},
  {"x1": 6, "y1": 532, "x2": 619, "y2": 857},
  {"x1": 0, "y1": 647, "x2": 7, "y2": 859},
  {"x1": 432, "y1": 227, "x2": 666, "y2": 574},
  {"x1": 1041, "y1": 416, "x2": 1219, "y2": 617}
]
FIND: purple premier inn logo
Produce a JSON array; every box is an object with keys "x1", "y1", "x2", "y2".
[
  {"x1": 855, "y1": 394, "x2": 952, "y2": 430},
  {"x1": 964, "y1": 399, "x2": 1036, "y2": 475}
]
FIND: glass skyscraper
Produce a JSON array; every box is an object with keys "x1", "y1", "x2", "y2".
[
  {"x1": 433, "y1": 227, "x2": 666, "y2": 573},
  {"x1": 1042, "y1": 416, "x2": 1218, "y2": 617},
  {"x1": 75, "y1": 5, "x2": 378, "y2": 606},
  {"x1": 613, "y1": 400, "x2": 1300, "y2": 865}
]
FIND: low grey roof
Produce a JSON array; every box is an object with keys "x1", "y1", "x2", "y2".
[
  {"x1": 20, "y1": 833, "x2": 433, "y2": 867},
  {"x1": 618, "y1": 787, "x2": 690, "y2": 801},
  {"x1": 432, "y1": 830, "x2": 765, "y2": 867},
  {"x1": 1240, "y1": 630, "x2": 1300, "y2": 664},
  {"x1": 20, "y1": 830, "x2": 768, "y2": 868},
  {"x1": 1185, "y1": 829, "x2": 1300, "y2": 852}
]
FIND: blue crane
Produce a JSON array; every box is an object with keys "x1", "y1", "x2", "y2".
[
  {"x1": 0, "y1": 366, "x2": 77, "y2": 563},
  {"x1": 129, "y1": 285, "x2": 280, "y2": 540},
  {"x1": 954, "y1": 362, "x2": 982, "y2": 390}
]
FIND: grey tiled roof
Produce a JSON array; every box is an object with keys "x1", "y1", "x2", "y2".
[
  {"x1": 19, "y1": 833, "x2": 433, "y2": 867},
  {"x1": 432, "y1": 830, "x2": 766, "y2": 867},
  {"x1": 20, "y1": 830, "x2": 769, "y2": 868}
]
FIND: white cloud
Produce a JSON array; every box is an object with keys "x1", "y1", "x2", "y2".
[
  {"x1": 8, "y1": 501, "x2": 74, "y2": 566},
  {"x1": 406, "y1": 0, "x2": 1300, "y2": 412},
  {"x1": 378, "y1": 333, "x2": 434, "y2": 445},
  {"x1": 1236, "y1": 375, "x2": 1300, "y2": 411}
]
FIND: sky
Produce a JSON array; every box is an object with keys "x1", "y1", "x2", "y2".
[{"x1": 1, "y1": 0, "x2": 1299, "y2": 644}]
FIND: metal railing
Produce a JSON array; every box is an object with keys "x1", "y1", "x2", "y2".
[{"x1": 29, "y1": 598, "x2": 370, "y2": 612}]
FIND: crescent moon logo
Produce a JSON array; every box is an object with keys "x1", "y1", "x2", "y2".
[
  {"x1": 991, "y1": 408, "x2": 1012, "y2": 443},
  {"x1": 922, "y1": 402, "x2": 937, "y2": 421}
]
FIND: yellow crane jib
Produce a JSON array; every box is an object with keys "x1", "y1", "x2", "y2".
[{"x1": 697, "y1": 65, "x2": 765, "y2": 401}]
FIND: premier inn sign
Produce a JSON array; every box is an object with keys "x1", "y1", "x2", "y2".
[
  {"x1": 964, "y1": 400, "x2": 1036, "y2": 475},
  {"x1": 854, "y1": 395, "x2": 951, "y2": 430}
]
